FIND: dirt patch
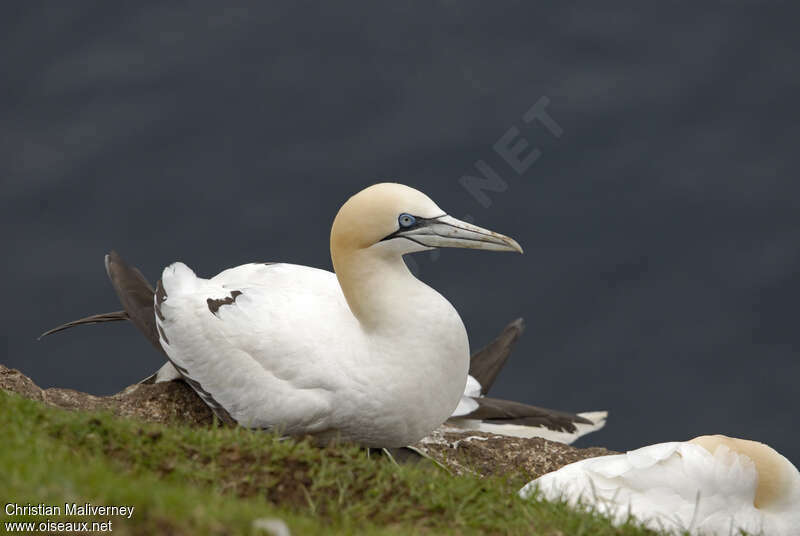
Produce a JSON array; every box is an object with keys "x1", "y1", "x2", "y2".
[
  {"x1": 1, "y1": 363, "x2": 615, "y2": 480},
  {"x1": 0, "y1": 364, "x2": 215, "y2": 425},
  {"x1": 415, "y1": 429, "x2": 615, "y2": 479}
]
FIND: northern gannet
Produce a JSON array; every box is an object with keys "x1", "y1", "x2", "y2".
[
  {"x1": 40, "y1": 183, "x2": 522, "y2": 447},
  {"x1": 519, "y1": 435, "x2": 800, "y2": 535},
  {"x1": 445, "y1": 319, "x2": 607, "y2": 444}
]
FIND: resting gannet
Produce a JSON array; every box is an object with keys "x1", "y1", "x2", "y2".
[
  {"x1": 445, "y1": 319, "x2": 607, "y2": 444},
  {"x1": 520, "y1": 435, "x2": 800, "y2": 535},
  {"x1": 40, "y1": 183, "x2": 522, "y2": 447}
]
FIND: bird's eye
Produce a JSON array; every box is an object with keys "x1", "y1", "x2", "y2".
[{"x1": 398, "y1": 213, "x2": 416, "y2": 228}]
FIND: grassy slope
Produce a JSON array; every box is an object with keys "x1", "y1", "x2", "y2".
[{"x1": 0, "y1": 390, "x2": 663, "y2": 535}]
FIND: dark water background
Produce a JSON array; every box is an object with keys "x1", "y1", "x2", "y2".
[{"x1": 3, "y1": 3, "x2": 799, "y2": 462}]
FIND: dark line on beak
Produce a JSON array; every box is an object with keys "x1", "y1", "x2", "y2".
[
  {"x1": 408, "y1": 232, "x2": 506, "y2": 247},
  {"x1": 380, "y1": 215, "x2": 444, "y2": 243},
  {"x1": 397, "y1": 235, "x2": 434, "y2": 249}
]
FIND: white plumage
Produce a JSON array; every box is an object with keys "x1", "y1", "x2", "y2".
[
  {"x1": 156, "y1": 261, "x2": 467, "y2": 446},
  {"x1": 520, "y1": 435, "x2": 800, "y2": 535},
  {"x1": 151, "y1": 183, "x2": 522, "y2": 447}
]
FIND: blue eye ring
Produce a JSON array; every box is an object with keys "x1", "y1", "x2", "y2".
[{"x1": 398, "y1": 213, "x2": 416, "y2": 228}]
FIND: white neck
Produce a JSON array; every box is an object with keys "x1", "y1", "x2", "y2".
[
  {"x1": 333, "y1": 245, "x2": 429, "y2": 331},
  {"x1": 330, "y1": 241, "x2": 471, "y2": 444}
]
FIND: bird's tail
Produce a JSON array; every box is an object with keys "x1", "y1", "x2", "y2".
[
  {"x1": 39, "y1": 250, "x2": 166, "y2": 357},
  {"x1": 160, "y1": 261, "x2": 198, "y2": 296},
  {"x1": 574, "y1": 411, "x2": 608, "y2": 438}
]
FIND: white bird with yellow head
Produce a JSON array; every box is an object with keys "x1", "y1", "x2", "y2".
[
  {"x1": 520, "y1": 435, "x2": 800, "y2": 535},
  {"x1": 149, "y1": 183, "x2": 522, "y2": 447}
]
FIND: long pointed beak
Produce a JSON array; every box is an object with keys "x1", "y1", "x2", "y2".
[{"x1": 398, "y1": 215, "x2": 523, "y2": 253}]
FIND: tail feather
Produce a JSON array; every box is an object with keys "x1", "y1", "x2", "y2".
[
  {"x1": 576, "y1": 411, "x2": 608, "y2": 434},
  {"x1": 160, "y1": 261, "x2": 198, "y2": 295},
  {"x1": 39, "y1": 310, "x2": 129, "y2": 339},
  {"x1": 39, "y1": 250, "x2": 166, "y2": 357}
]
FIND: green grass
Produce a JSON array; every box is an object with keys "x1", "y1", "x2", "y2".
[{"x1": 0, "y1": 389, "x2": 662, "y2": 535}]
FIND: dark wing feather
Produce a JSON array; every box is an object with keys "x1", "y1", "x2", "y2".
[
  {"x1": 39, "y1": 251, "x2": 165, "y2": 358},
  {"x1": 465, "y1": 396, "x2": 593, "y2": 433},
  {"x1": 104, "y1": 250, "x2": 164, "y2": 356},
  {"x1": 38, "y1": 310, "x2": 129, "y2": 339},
  {"x1": 468, "y1": 318, "x2": 525, "y2": 395},
  {"x1": 38, "y1": 251, "x2": 237, "y2": 424}
]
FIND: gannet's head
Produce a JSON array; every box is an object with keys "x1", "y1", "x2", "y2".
[
  {"x1": 690, "y1": 434, "x2": 800, "y2": 510},
  {"x1": 331, "y1": 183, "x2": 523, "y2": 258}
]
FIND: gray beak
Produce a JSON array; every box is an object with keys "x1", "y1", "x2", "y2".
[{"x1": 395, "y1": 215, "x2": 523, "y2": 253}]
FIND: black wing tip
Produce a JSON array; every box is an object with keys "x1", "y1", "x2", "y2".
[
  {"x1": 105, "y1": 249, "x2": 135, "y2": 277},
  {"x1": 37, "y1": 326, "x2": 63, "y2": 340},
  {"x1": 469, "y1": 317, "x2": 527, "y2": 395},
  {"x1": 473, "y1": 396, "x2": 595, "y2": 425},
  {"x1": 38, "y1": 311, "x2": 129, "y2": 341},
  {"x1": 104, "y1": 250, "x2": 120, "y2": 278}
]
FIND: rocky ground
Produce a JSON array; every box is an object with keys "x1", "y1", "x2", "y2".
[{"x1": 0, "y1": 363, "x2": 615, "y2": 479}]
